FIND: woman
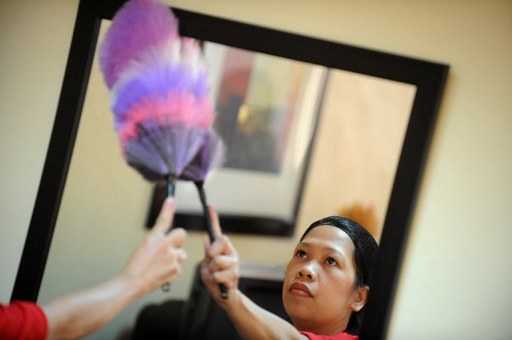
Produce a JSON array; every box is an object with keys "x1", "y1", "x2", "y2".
[{"x1": 201, "y1": 208, "x2": 378, "y2": 339}]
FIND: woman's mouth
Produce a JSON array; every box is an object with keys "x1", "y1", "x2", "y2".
[{"x1": 289, "y1": 282, "x2": 312, "y2": 297}]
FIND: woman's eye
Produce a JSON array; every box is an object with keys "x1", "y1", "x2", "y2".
[
  {"x1": 296, "y1": 249, "x2": 307, "y2": 258},
  {"x1": 325, "y1": 257, "x2": 337, "y2": 266}
]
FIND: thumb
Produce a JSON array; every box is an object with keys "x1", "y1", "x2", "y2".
[
  {"x1": 208, "y1": 206, "x2": 223, "y2": 240},
  {"x1": 152, "y1": 197, "x2": 175, "y2": 235}
]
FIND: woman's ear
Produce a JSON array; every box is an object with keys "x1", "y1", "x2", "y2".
[{"x1": 351, "y1": 286, "x2": 369, "y2": 312}]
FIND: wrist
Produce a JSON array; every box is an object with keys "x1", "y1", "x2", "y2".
[
  {"x1": 221, "y1": 289, "x2": 244, "y2": 314},
  {"x1": 117, "y1": 271, "x2": 147, "y2": 298},
  {"x1": 216, "y1": 288, "x2": 236, "y2": 309}
]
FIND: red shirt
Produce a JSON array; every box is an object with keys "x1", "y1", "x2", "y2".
[
  {"x1": 0, "y1": 301, "x2": 48, "y2": 339},
  {"x1": 300, "y1": 330, "x2": 358, "y2": 340}
]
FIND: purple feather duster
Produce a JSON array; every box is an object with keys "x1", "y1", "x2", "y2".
[
  {"x1": 100, "y1": 0, "x2": 226, "y2": 297},
  {"x1": 99, "y1": 0, "x2": 223, "y2": 184}
]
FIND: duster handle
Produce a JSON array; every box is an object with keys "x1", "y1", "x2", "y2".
[
  {"x1": 195, "y1": 181, "x2": 229, "y2": 299},
  {"x1": 167, "y1": 176, "x2": 176, "y2": 197},
  {"x1": 162, "y1": 176, "x2": 176, "y2": 293}
]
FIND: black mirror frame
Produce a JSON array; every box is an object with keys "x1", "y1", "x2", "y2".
[{"x1": 11, "y1": 1, "x2": 449, "y2": 338}]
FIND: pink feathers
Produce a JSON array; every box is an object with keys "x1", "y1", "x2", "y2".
[{"x1": 117, "y1": 91, "x2": 213, "y2": 144}]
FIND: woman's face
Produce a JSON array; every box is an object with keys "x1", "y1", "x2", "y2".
[{"x1": 282, "y1": 225, "x2": 367, "y2": 334}]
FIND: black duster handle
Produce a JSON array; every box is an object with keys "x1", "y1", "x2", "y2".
[{"x1": 195, "y1": 181, "x2": 229, "y2": 299}]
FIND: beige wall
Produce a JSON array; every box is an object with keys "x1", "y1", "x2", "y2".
[
  {"x1": 0, "y1": 0, "x2": 79, "y2": 301},
  {"x1": 1, "y1": 0, "x2": 511, "y2": 339}
]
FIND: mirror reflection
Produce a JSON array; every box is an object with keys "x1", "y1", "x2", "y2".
[
  {"x1": 173, "y1": 40, "x2": 327, "y2": 229},
  {"x1": 37, "y1": 17, "x2": 415, "y2": 339}
]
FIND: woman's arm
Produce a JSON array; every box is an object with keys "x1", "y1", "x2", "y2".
[
  {"x1": 201, "y1": 207, "x2": 307, "y2": 340},
  {"x1": 223, "y1": 289, "x2": 305, "y2": 340},
  {"x1": 42, "y1": 197, "x2": 187, "y2": 340}
]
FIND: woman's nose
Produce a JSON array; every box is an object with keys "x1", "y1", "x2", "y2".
[{"x1": 297, "y1": 262, "x2": 316, "y2": 281}]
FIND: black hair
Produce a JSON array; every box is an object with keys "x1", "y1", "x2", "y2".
[{"x1": 300, "y1": 216, "x2": 379, "y2": 335}]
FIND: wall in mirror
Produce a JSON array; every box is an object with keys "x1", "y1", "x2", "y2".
[{"x1": 12, "y1": 1, "x2": 448, "y2": 339}]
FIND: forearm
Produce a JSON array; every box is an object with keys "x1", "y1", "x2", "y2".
[
  {"x1": 200, "y1": 210, "x2": 303, "y2": 339},
  {"x1": 222, "y1": 290, "x2": 305, "y2": 340},
  {"x1": 42, "y1": 273, "x2": 144, "y2": 340}
]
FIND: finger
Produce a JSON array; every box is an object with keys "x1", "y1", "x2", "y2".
[
  {"x1": 203, "y1": 236, "x2": 211, "y2": 257},
  {"x1": 167, "y1": 227, "x2": 187, "y2": 248},
  {"x1": 209, "y1": 254, "x2": 238, "y2": 272},
  {"x1": 200, "y1": 259, "x2": 215, "y2": 285},
  {"x1": 200, "y1": 257, "x2": 210, "y2": 275},
  {"x1": 213, "y1": 268, "x2": 239, "y2": 288},
  {"x1": 209, "y1": 235, "x2": 237, "y2": 258},
  {"x1": 164, "y1": 264, "x2": 183, "y2": 282},
  {"x1": 168, "y1": 247, "x2": 188, "y2": 262},
  {"x1": 152, "y1": 197, "x2": 176, "y2": 234},
  {"x1": 208, "y1": 206, "x2": 223, "y2": 240},
  {"x1": 177, "y1": 250, "x2": 187, "y2": 262}
]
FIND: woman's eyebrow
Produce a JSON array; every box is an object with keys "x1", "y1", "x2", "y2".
[
  {"x1": 299, "y1": 242, "x2": 348, "y2": 261},
  {"x1": 323, "y1": 246, "x2": 348, "y2": 261}
]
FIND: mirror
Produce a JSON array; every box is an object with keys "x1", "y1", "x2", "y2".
[{"x1": 12, "y1": 1, "x2": 449, "y2": 338}]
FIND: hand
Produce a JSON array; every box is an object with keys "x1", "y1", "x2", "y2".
[
  {"x1": 122, "y1": 197, "x2": 187, "y2": 294},
  {"x1": 201, "y1": 206, "x2": 239, "y2": 304}
]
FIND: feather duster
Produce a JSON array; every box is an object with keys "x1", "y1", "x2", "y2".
[
  {"x1": 99, "y1": 0, "x2": 226, "y2": 297},
  {"x1": 99, "y1": 0, "x2": 221, "y2": 185}
]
